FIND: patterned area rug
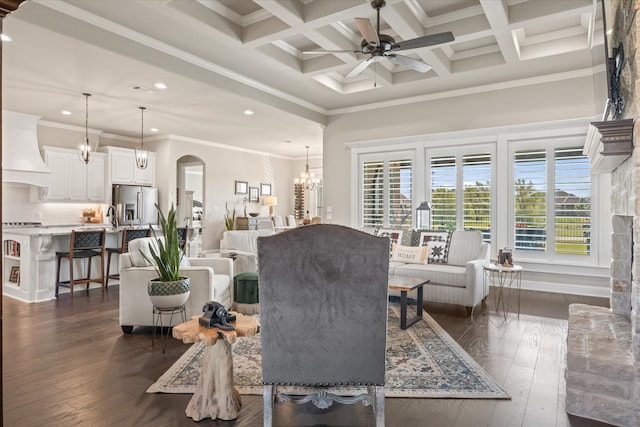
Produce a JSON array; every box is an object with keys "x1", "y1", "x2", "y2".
[{"x1": 147, "y1": 302, "x2": 510, "y2": 399}]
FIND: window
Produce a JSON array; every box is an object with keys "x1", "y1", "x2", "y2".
[
  {"x1": 361, "y1": 154, "x2": 413, "y2": 228},
  {"x1": 514, "y1": 149, "x2": 547, "y2": 252},
  {"x1": 430, "y1": 155, "x2": 456, "y2": 230},
  {"x1": 429, "y1": 149, "x2": 492, "y2": 239},
  {"x1": 513, "y1": 146, "x2": 591, "y2": 257}
]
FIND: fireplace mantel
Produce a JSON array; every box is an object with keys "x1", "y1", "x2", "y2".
[{"x1": 583, "y1": 119, "x2": 634, "y2": 174}]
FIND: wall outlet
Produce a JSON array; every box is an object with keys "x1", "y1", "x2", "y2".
[{"x1": 36, "y1": 211, "x2": 43, "y2": 220}]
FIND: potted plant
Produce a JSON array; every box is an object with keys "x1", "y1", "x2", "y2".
[
  {"x1": 224, "y1": 202, "x2": 236, "y2": 231},
  {"x1": 144, "y1": 203, "x2": 190, "y2": 309}
]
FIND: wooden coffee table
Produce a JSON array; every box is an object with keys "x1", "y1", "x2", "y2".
[
  {"x1": 172, "y1": 312, "x2": 259, "y2": 421},
  {"x1": 388, "y1": 275, "x2": 429, "y2": 329}
]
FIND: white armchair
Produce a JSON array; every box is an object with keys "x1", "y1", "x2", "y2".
[{"x1": 118, "y1": 237, "x2": 233, "y2": 334}]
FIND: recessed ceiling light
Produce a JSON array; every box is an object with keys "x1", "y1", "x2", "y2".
[
  {"x1": 281, "y1": 140, "x2": 292, "y2": 144},
  {"x1": 244, "y1": 109, "x2": 254, "y2": 116},
  {"x1": 150, "y1": 127, "x2": 159, "y2": 132},
  {"x1": 154, "y1": 82, "x2": 167, "y2": 90},
  {"x1": 61, "y1": 110, "x2": 72, "y2": 115},
  {"x1": 1, "y1": 34, "x2": 12, "y2": 42}
]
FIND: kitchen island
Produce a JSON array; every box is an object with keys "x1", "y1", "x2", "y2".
[{"x1": 2, "y1": 224, "x2": 153, "y2": 303}]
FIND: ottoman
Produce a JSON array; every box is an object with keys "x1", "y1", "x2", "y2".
[{"x1": 233, "y1": 272, "x2": 259, "y2": 314}]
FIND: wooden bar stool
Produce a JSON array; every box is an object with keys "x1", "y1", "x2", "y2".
[
  {"x1": 105, "y1": 228, "x2": 151, "y2": 286},
  {"x1": 55, "y1": 229, "x2": 106, "y2": 298}
]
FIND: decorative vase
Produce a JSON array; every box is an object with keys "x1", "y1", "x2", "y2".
[{"x1": 147, "y1": 277, "x2": 191, "y2": 308}]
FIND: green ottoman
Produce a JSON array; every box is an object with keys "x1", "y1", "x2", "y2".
[{"x1": 233, "y1": 272, "x2": 259, "y2": 314}]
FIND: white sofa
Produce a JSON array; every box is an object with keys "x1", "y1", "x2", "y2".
[
  {"x1": 118, "y1": 237, "x2": 233, "y2": 333},
  {"x1": 387, "y1": 229, "x2": 490, "y2": 314},
  {"x1": 219, "y1": 229, "x2": 274, "y2": 274}
]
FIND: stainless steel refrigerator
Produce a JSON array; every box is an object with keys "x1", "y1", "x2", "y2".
[{"x1": 112, "y1": 184, "x2": 159, "y2": 226}]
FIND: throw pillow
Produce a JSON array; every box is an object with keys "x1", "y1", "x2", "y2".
[
  {"x1": 418, "y1": 230, "x2": 452, "y2": 263},
  {"x1": 390, "y1": 244, "x2": 428, "y2": 264},
  {"x1": 376, "y1": 228, "x2": 404, "y2": 257}
]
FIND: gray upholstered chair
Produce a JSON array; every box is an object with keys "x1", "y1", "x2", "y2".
[{"x1": 257, "y1": 224, "x2": 389, "y2": 426}]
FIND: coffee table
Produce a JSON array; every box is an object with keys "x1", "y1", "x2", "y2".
[
  {"x1": 388, "y1": 275, "x2": 430, "y2": 329},
  {"x1": 172, "y1": 312, "x2": 259, "y2": 421}
]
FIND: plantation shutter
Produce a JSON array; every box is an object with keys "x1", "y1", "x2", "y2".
[
  {"x1": 361, "y1": 156, "x2": 413, "y2": 228},
  {"x1": 554, "y1": 147, "x2": 591, "y2": 255},
  {"x1": 514, "y1": 149, "x2": 547, "y2": 252},
  {"x1": 462, "y1": 153, "x2": 491, "y2": 241},
  {"x1": 430, "y1": 155, "x2": 456, "y2": 230}
]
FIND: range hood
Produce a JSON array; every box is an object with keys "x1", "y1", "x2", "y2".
[{"x1": 2, "y1": 111, "x2": 50, "y2": 187}]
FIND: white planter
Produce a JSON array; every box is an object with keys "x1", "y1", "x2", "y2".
[{"x1": 147, "y1": 277, "x2": 191, "y2": 308}]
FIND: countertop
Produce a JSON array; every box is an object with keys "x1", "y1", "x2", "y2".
[{"x1": 2, "y1": 224, "x2": 156, "y2": 236}]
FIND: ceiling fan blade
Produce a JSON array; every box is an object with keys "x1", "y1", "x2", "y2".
[
  {"x1": 387, "y1": 54, "x2": 432, "y2": 73},
  {"x1": 391, "y1": 31, "x2": 454, "y2": 51},
  {"x1": 355, "y1": 18, "x2": 379, "y2": 46},
  {"x1": 345, "y1": 57, "x2": 374, "y2": 78},
  {"x1": 303, "y1": 49, "x2": 363, "y2": 55}
]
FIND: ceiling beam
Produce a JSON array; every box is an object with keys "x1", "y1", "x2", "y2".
[{"x1": 479, "y1": 0, "x2": 521, "y2": 63}]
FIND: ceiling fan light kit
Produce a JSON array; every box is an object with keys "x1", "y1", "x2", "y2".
[{"x1": 304, "y1": 0, "x2": 454, "y2": 79}]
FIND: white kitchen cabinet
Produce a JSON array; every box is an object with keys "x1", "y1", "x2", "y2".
[
  {"x1": 86, "y1": 155, "x2": 106, "y2": 201},
  {"x1": 101, "y1": 146, "x2": 156, "y2": 186},
  {"x1": 37, "y1": 147, "x2": 105, "y2": 202}
]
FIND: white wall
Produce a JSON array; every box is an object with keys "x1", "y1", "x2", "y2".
[{"x1": 148, "y1": 135, "x2": 298, "y2": 251}]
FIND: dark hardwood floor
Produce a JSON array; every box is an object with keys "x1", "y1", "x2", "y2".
[{"x1": 3, "y1": 286, "x2": 614, "y2": 427}]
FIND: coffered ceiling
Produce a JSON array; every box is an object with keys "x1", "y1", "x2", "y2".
[{"x1": 2, "y1": 0, "x2": 605, "y2": 157}]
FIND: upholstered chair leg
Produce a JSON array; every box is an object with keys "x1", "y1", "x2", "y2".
[
  {"x1": 263, "y1": 384, "x2": 274, "y2": 427},
  {"x1": 374, "y1": 385, "x2": 385, "y2": 427}
]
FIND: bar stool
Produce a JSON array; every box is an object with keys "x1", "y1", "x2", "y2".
[
  {"x1": 177, "y1": 226, "x2": 188, "y2": 252},
  {"x1": 105, "y1": 228, "x2": 151, "y2": 286},
  {"x1": 55, "y1": 229, "x2": 106, "y2": 298}
]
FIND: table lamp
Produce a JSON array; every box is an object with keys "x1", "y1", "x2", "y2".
[{"x1": 263, "y1": 196, "x2": 278, "y2": 217}]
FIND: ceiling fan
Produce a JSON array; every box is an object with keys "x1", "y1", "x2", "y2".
[{"x1": 304, "y1": 0, "x2": 454, "y2": 78}]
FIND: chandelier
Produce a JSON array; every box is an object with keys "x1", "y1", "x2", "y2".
[
  {"x1": 78, "y1": 93, "x2": 97, "y2": 164},
  {"x1": 295, "y1": 146, "x2": 319, "y2": 191},
  {"x1": 135, "y1": 106, "x2": 149, "y2": 170}
]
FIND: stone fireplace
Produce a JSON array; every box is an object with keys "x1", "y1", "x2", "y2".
[{"x1": 566, "y1": 1, "x2": 640, "y2": 425}]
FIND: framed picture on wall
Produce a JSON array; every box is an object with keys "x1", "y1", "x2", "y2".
[
  {"x1": 249, "y1": 186, "x2": 259, "y2": 202},
  {"x1": 235, "y1": 180, "x2": 248, "y2": 195},
  {"x1": 261, "y1": 183, "x2": 272, "y2": 196}
]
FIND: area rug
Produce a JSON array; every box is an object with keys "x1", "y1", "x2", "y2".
[{"x1": 147, "y1": 302, "x2": 510, "y2": 399}]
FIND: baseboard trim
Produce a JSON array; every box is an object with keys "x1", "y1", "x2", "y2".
[{"x1": 515, "y1": 280, "x2": 610, "y2": 298}]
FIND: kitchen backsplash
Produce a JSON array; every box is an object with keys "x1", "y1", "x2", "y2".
[{"x1": 2, "y1": 184, "x2": 109, "y2": 225}]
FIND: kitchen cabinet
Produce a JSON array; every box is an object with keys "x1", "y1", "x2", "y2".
[
  {"x1": 36, "y1": 147, "x2": 105, "y2": 202},
  {"x1": 101, "y1": 146, "x2": 156, "y2": 186}
]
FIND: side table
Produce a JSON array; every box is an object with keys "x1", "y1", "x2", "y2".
[
  {"x1": 483, "y1": 263, "x2": 523, "y2": 320},
  {"x1": 172, "y1": 312, "x2": 259, "y2": 421}
]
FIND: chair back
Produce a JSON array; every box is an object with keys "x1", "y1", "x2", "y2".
[
  {"x1": 122, "y1": 228, "x2": 152, "y2": 252},
  {"x1": 273, "y1": 216, "x2": 284, "y2": 228},
  {"x1": 71, "y1": 229, "x2": 105, "y2": 251},
  {"x1": 286, "y1": 215, "x2": 296, "y2": 227},
  {"x1": 258, "y1": 224, "x2": 389, "y2": 386},
  {"x1": 177, "y1": 227, "x2": 188, "y2": 251},
  {"x1": 257, "y1": 219, "x2": 274, "y2": 230}
]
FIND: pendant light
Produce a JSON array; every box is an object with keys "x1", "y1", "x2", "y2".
[
  {"x1": 295, "y1": 146, "x2": 319, "y2": 191},
  {"x1": 78, "y1": 93, "x2": 97, "y2": 164},
  {"x1": 135, "y1": 106, "x2": 149, "y2": 170}
]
